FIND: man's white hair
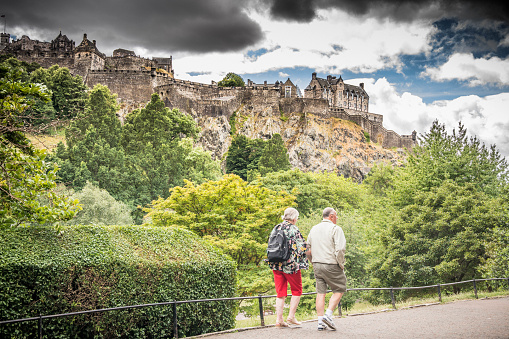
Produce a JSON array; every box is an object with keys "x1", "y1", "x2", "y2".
[
  {"x1": 323, "y1": 207, "x2": 336, "y2": 218},
  {"x1": 282, "y1": 207, "x2": 299, "y2": 221}
]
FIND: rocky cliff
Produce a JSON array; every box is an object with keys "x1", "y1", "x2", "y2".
[{"x1": 191, "y1": 103, "x2": 405, "y2": 182}]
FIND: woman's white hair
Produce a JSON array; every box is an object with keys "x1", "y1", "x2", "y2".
[{"x1": 282, "y1": 207, "x2": 299, "y2": 221}]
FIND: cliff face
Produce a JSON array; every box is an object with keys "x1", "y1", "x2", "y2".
[{"x1": 191, "y1": 103, "x2": 404, "y2": 182}]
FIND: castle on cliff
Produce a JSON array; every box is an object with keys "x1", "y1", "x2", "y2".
[{"x1": 1, "y1": 31, "x2": 416, "y2": 149}]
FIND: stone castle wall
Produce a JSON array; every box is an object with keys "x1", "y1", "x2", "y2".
[
  {"x1": 105, "y1": 55, "x2": 156, "y2": 71},
  {"x1": 151, "y1": 78, "x2": 415, "y2": 149}
]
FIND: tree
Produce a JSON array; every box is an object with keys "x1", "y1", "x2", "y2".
[
  {"x1": 257, "y1": 133, "x2": 291, "y2": 176},
  {"x1": 121, "y1": 93, "x2": 198, "y2": 152},
  {"x1": 217, "y1": 72, "x2": 245, "y2": 87},
  {"x1": 394, "y1": 120, "x2": 508, "y2": 205},
  {"x1": 371, "y1": 181, "x2": 507, "y2": 289},
  {"x1": 53, "y1": 91, "x2": 219, "y2": 224},
  {"x1": 225, "y1": 135, "x2": 267, "y2": 181},
  {"x1": 66, "y1": 84, "x2": 121, "y2": 148},
  {"x1": 179, "y1": 138, "x2": 222, "y2": 184},
  {"x1": 144, "y1": 174, "x2": 296, "y2": 267},
  {"x1": 65, "y1": 182, "x2": 133, "y2": 225},
  {"x1": 30, "y1": 65, "x2": 87, "y2": 121},
  {"x1": 365, "y1": 121, "x2": 509, "y2": 291},
  {"x1": 253, "y1": 168, "x2": 365, "y2": 216},
  {"x1": 0, "y1": 58, "x2": 80, "y2": 226}
]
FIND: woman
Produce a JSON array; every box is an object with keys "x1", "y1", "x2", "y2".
[{"x1": 267, "y1": 207, "x2": 309, "y2": 327}]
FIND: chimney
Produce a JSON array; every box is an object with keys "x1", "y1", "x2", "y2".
[
  {"x1": 360, "y1": 83, "x2": 364, "y2": 89},
  {"x1": 83, "y1": 33, "x2": 87, "y2": 40},
  {"x1": 327, "y1": 75, "x2": 332, "y2": 81},
  {"x1": 93, "y1": 40, "x2": 96, "y2": 46},
  {"x1": 312, "y1": 72, "x2": 317, "y2": 80}
]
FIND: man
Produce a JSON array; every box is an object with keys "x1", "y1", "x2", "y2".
[{"x1": 306, "y1": 207, "x2": 346, "y2": 331}]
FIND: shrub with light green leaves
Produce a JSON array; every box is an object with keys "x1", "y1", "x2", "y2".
[{"x1": 0, "y1": 225, "x2": 236, "y2": 338}]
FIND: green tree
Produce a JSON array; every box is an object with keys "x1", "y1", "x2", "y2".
[
  {"x1": 121, "y1": 93, "x2": 198, "y2": 152},
  {"x1": 53, "y1": 91, "x2": 219, "y2": 224},
  {"x1": 66, "y1": 84, "x2": 121, "y2": 148},
  {"x1": 65, "y1": 182, "x2": 133, "y2": 225},
  {"x1": 30, "y1": 65, "x2": 87, "y2": 121},
  {"x1": 145, "y1": 174, "x2": 295, "y2": 266},
  {"x1": 0, "y1": 58, "x2": 80, "y2": 226},
  {"x1": 394, "y1": 120, "x2": 508, "y2": 204},
  {"x1": 253, "y1": 168, "x2": 365, "y2": 216},
  {"x1": 371, "y1": 181, "x2": 507, "y2": 289},
  {"x1": 365, "y1": 121, "x2": 509, "y2": 292},
  {"x1": 257, "y1": 133, "x2": 291, "y2": 176},
  {"x1": 179, "y1": 138, "x2": 222, "y2": 184},
  {"x1": 217, "y1": 72, "x2": 245, "y2": 87},
  {"x1": 225, "y1": 135, "x2": 267, "y2": 181}
]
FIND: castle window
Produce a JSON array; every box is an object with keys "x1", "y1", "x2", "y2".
[{"x1": 285, "y1": 86, "x2": 292, "y2": 98}]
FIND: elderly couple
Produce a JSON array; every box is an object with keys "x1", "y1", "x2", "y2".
[{"x1": 267, "y1": 207, "x2": 346, "y2": 331}]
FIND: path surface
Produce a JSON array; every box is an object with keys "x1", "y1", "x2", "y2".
[{"x1": 193, "y1": 297, "x2": 509, "y2": 338}]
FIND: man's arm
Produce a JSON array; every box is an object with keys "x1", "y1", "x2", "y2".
[
  {"x1": 333, "y1": 227, "x2": 346, "y2": 269},
  {"x1": 305, "y1": 243, "x2": 312, "y2": 262}
]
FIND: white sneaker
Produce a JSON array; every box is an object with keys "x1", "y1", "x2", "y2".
[
  {"x1": 322, "y1": 314, "x2": 336, "y2": 330},
  {"x1": 317, "y1": 322, "x2": 327, "y2": 331}
]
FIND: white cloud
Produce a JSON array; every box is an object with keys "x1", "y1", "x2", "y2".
[
  {"x1": 422, "y1": 53, "x2": 509, "y2": 86},
  {"x1": 364, "y1": 78, "x2": 509, "y2": 157},
  {"x1": 175, "y1": 8, "x2": 433, "y2": 83}
]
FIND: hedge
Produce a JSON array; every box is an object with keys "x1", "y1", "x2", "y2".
[{"x1": 0, "y1": 225, "x2": 237, "y2": 338}]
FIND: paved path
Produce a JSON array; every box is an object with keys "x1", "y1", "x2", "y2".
[{"x1": 193, "y1": 297, "x2": 509, "y2": 338}]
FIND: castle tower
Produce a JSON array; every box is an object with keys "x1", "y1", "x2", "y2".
[
  {"x1": 73, "y1": 33, "x2": 106, "y2": 78},
  {"x1": 0, "y1": 32, "x2": 10, "y2": 51}
]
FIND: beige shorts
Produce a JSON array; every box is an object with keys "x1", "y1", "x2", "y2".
[{"x1": 313, "y1": 262, "x2": 347, "y2": 294}]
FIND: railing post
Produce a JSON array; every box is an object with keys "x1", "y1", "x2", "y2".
[
  {"x1": 473, "y1": 279, "x2": 478, "y2": 299},
  {"x1": 437, "y1": 284, "x2": 442, "y2": 302},
  {"x1": 258, "y1": 294, "x2": 265, "y2": 326},
  {"x1": 173, "y1": 301, "x2": 178, "y2": 339},
  {"x1": 38, "y1": 314, "x2": 43, "y2": 339},
  {"x1": 258, "y1": 295, "x2": 265, "y2": 327},
  {"x1": 338, "y1": 300, "x2": 342, "y2": 317},
  {"x1": 390, "y1": 287, "x2": 396, "y2": 309}
]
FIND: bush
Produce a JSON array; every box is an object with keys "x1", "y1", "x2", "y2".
[{"x1": 0, "y1": 225, "x2": 236, "y2": 338}]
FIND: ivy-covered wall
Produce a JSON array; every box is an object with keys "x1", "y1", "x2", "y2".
[{"x1": 0, "y1": 225, "x2": 237, "y2": 338}]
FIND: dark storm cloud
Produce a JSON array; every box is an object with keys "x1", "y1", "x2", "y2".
[
  {"x1": 1, "y1": 0, "x2": 263, "y2": 53},
  {"x1": 264, "y1": 0, "x2": 509, "y2": 23}
]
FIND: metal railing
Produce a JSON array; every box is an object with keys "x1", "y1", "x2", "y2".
[{"x1": 1, "y1": 277, "x2": 508, "y2": 338}]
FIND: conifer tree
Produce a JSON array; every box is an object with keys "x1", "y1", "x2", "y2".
[{"x1": 258, "y1": 133, "x2": 291, "y2": 176}]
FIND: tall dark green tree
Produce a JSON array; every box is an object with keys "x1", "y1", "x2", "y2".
[
  {"x1": 30, "y1": 65, "x2": 87, "y2": 122},
  {"x1": 257, "y1": 133, "x2": 291, "y2": 176},
  {"x1": 366, "y1": 121, "x2": 509, "y2": 291},
  {"x1": 67, "y1": 84, "x2": 121, "y2": 148},
  {"x1": 225, "y1": 135, "x2": 267, "y2": 181}
]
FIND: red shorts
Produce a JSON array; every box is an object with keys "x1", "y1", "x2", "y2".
[{"x1": 273, "y1": 270, "x2": 303, "y2": 298}]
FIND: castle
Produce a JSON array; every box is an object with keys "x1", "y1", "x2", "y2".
[{"x1": 1, "y1": 31, "x2": 416, "y2": 149}]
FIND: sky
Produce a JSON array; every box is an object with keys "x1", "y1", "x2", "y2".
[{"x1": 3, "y1": 0, "x2": 509, "y2": 157}]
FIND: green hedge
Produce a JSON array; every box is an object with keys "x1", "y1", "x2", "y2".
[{"x1": 0, "y1": 225, "x2": 237, "y2": 338}]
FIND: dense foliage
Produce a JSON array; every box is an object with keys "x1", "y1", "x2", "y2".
[
  {"x1": 65, "y1": 182, "x2": 134, "y2": 225},
  {"x1": 145, "y1": 174, "x2": 295, "y2": 296},
  {"x1": 0, "y1": 58, "x2": 80, "y2": 226},
  {"x1": 364, "y1": 121, "x2": 509, "y2": 297},
  {"x1": 0, "y1": 225, "x2": 236, "y2": 338},
  {"x1": 217, "y1": 72, "x2": 245, "y2": 87},
  {"x1": 226, "y1": 133, "x2": 291, "y2": 181},
  {"x1": 52, "y1": 88, "x2": 221, "y2": 223},
  {"x1": 29, "y1": 65, "x2": 88, "y2": 123}
]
